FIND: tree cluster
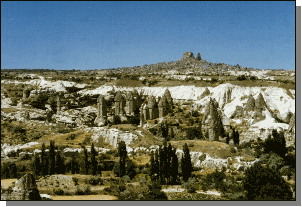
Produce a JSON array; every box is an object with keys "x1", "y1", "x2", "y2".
[
  {"x1": 149, "y1": 143, "x2": 179, "y2": 184},
  {"x1": 113, "y1": 141, "x2": 137, "y2": 179},
  {"x1": 32, "y1": 141, "x2": 100, "y2": 177},
  {"x1": 149, "y1": 142, "x2": 193, "y2": 184}
]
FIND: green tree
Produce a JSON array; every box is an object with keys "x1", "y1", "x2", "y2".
[
  {"x1": 186, "y1": 127, "x2": 202, "y2": 140},
  {"x1": 8, "y1": 162, "x2": 18, "y2": 178},
  {"x1": 48, "y1": 140, "x2": 56, "y2": 175},
  {"x1": 169, "y1": 127, "x2": 175, "y2": 140},
  {"x1": 55, "y1": 152, "x2": 65, "y2": 174},
  {"x1": 112, "y1": 115, "x2": 121, "y2": 125},
  {"x1": 41, "y1": 143, "x2": 49, "y2": 176},
  {"x1": 118, "y1": 141, "x2": 127, "y2": 177},
  {"x1": 170, "y1": 149, "x2": 178, "y2": 184},
  {"x1": 264, "y1": 129, "x2": 288, "y2": 158},
  {"x1": 226, "y1": 133, "x2": 230, "y2": 144},
  {"x1": 159, "y1": 121, "x2": 169, "y2": 140},
  {"x1": 125, "y1": 159, "x2": 137, "y2": 179},
  {"x1": 150, "y1": 153, "x2": 156, "y2": 180},
  {"x1": 91, "y1": 143, "x2": 98, "y2": 175},
  {"x1": 243, "y1": 164, "x2": 293, "y2": 200},
  {"x1": 71, "y1": 154, "x2": 79, "y2": 174},
  {"x1": 181, "y1": 143, "x2": 192, "y2": 182},
  {"x1": 154, "y1": 150, "x2": 160, "y2": 181},
  {"x1": 83, "y1": 146, "x2": 89, "y2": 174},
  {"x1": 32, "y1": 153, "x2": 41, "y2": 176}
]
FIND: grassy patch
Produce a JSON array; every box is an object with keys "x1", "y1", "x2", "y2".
[
  {"x1": 115, "y1": 79, "x2": 142, "y2": 87},
  {"x1": 167, "y1": 192, "x2": 223, "y2": 200}
]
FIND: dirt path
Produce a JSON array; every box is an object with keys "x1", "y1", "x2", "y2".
[
  {"x1": 1, "y1": 179, "x2": 17, "y2": 189},
  {"x1": 51, "y1": 195, "x2": 118, "y2": 200}
]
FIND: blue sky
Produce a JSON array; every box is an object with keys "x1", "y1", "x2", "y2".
[{"x1": 1, "y1": 1, "x2": 296, "y2": 70}]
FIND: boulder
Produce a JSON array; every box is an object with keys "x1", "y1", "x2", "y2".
[
  {"x1": 40, "y1": 194, "x2": 53, "y2": 200},
  {"x1": 2, "y1": 173, "x2": 41, "y2": 200}
]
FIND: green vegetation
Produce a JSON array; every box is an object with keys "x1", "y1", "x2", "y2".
[{"x1": 243, "y1": 164, "x2": 293, "y2": 200}]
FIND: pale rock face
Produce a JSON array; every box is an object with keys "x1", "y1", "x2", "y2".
[
  {"x1": 1, "y1": 142, "x2": 39, "y2": 157},
  {"x1": 85, "y1": 127, "x2": 139, "y2": 148}
]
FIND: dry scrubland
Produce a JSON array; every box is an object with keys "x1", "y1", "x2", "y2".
[{"x1": 1, "y1": 52, "x2": 296, "y2": 201}]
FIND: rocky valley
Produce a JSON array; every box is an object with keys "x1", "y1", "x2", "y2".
[{"x1": 1, "y1": 52, "x2": 296, "y2": 201}]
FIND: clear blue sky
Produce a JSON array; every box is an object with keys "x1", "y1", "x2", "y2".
[{"x1": 1, "y1": 1, "x2": 296, "y2": 70}]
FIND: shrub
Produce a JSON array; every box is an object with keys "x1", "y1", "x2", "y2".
[
  {"x1": 53, "y1": 188, "x2": 64, "y2": 195},
  {"x1": 204, "y1": 169, "x2": 226, "y2": 191},
  {"x1": 250, "y1": 76, "x2": 257, "y2": 81},
  {"x1": 112, "y1": 115, "x2": 121, "y2": 125},
  {"x1": 260, "y1": 152, "x2": 284, "y2": 171},
  {"x1": 243, "y1": 163, "x2": 293, "y2": 200},
  {"x1": 191, "y1": 110, "x2": 199, "y2": 117},
  {"x1": 72, "y1": 177, "x2": 79, "y2": 185},
  {"x1": 128, "y1": 115, "x2": 140, "y2": 125},
  {"x1": 74, "y1": 185, "x2": 93, "y2": 195},
  {"x1": 230, "y1": 147, "x2": 237, "y2": 153},
  {"x1": 183, "y1": 177, "x2": 198, "y2": 193},
  {"x1": 186, "y1": 127, "x2": 202, "y2": 140},
  {"x1": 279, "y1": 166, "x2": 292, "y2": 177},
  {"x1": 148, "y1": 128, "x2": 158, "y2": 136},
  {"x1": 212, "y1": 77, "x2": 218, "y2": 82},
  {"x1": 88, "y1": 175, "x2": 103, "y2": 185},
  {"x1": 11, "y1": 98, "x2": 18, "y2": 106},
  {"x1": 66, "y1": 134, "x2": 76, "y2": 140},
  {"x1": 32, "y1": 132, "x2": 44, "y2": 140},
  {"x1": 236, "y1": 75, "x2": 247, "y2": 81}
]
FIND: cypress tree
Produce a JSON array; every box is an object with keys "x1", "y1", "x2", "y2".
[
  {"x1": 163, "y1": 144, "x2": 169, "y2": 184},
  {"x1": 150, "y1": 152, "x2": 155, "y2": 180},
  {"x1": 118, "y1": 141, "x2": 127, "y2": 177},
  {"x1": 9, "y1": 162, "x2": 18, "y2": 179},
  {"x1": 159, "y1": 121, "x2": 169, "y2": 139},
  {"x1": 226, "y1": 133, "x2": 230, "y2": 144},
  {"x1": 264, "y1": 129, "x2": 287, "y2": 158},
  {"x1": 41, "y1": 143, "x2": 49, "y2": 176},
  {"x1": 158, "y1": 145, "x2": 165, "y2": 184},
  {"x1": 233, "y1": 130, "x2": 240, "y2": 146},
  {"x1": 167, "y1": 144, "x2": 173, "y2": 178},
  {"x1": 71, "y1": 154, "x2": 79, "y2": 174},
  {"x1": 83, "y1": 146, "x2": 89, "y2": 174},
  {"x1": 170, "y1": 148, "x2": 178, "y2": 184},
  {"x1": 170, "y1": 128, "x2": 175, "y2": 140},
  {"x1": 32, "y1": 153, "x2": 41, "y2": 177},
  {"x1": 55, "y1": 152, "x2": 65, "y2": 174},
  {"x1": 48, "y1": 140, "x2": 56, "y2": 175},
  {"x1": 154, "y1": 149, "x2": 160, "y2": 181},
  {"x1": 91, "y1": 143, "x2": 98, "y2": 175},
  {"x1": 181, "y1": 143, "x2": 192, "y2": 182}
]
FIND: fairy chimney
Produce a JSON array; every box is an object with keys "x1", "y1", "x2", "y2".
[
  {"x1": 158, "y1": 95, "x2": 168, "y2": 118},
  {"x1": 147, "y1": 95, "x2": 157, "y2": 120},
  {"x1": 126, "y1": 91, "x2": 134, "y2": 115},
  {"x1": 245, "y1": 94, "x2": 255, "y2": 111},
  {"x1": 183, "y1": 51, "x2": 195, "y2": 59},
  {"x1": 208, "y1": 98, "x2": 222, "y2": 141},
  {"x1": 255, "y1": 92, "x2": 266, "y2": 112},
  {"x1": 288, "y1": 113, "x2": 295, "y2": 133},
  {"x1": 114, "y1": 91, "x2": 125, "y2": 115},
  {"x1": 56, "y1": 95, "x2": 61, "y2": 112},
  {"x1": 23, "y1": 88, "x2": 30, "y2": 100},
  {"x1": 94, "y1": 95, "x2": 107, "y2": 126}
]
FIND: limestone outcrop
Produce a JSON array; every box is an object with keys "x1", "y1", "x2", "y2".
[{"x1": 1, "y1": 173, "x2": 41, "y2": 200}]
